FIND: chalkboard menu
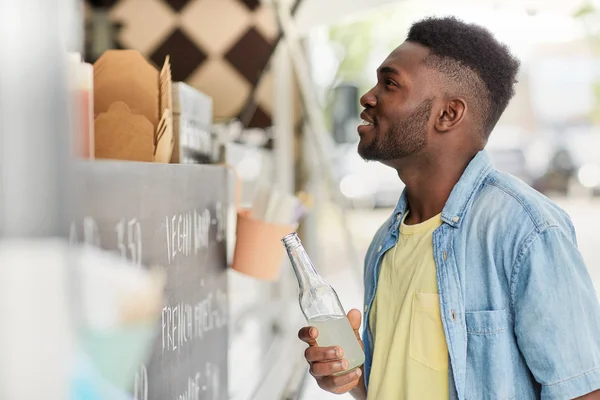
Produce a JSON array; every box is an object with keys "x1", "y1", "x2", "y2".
[{"x1": 70, "y1": 161, "x2": 229, "y2": 400}]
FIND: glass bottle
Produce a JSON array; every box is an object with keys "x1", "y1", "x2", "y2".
[{"x1": 282, "y1": 233, "x2": 365, "y2": 375}]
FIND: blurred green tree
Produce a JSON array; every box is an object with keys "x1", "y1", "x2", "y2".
[
  {"x1": 322, "y1": 7, "x2": 408, "y2": 130},
  {"x1": 574, "y1": 2, "x2": 600, "y2": 123},
  {"x1": 321, "y1": 18, "x2": 379, "y2": 131}
]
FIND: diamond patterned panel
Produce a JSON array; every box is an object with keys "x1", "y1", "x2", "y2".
[
  {"x1": 150, "y1": 28, "x2": 207, "y2": 81},
  {"x1": 110, "y1": 0, "x2": 176, "y2": 54},
  {"x1": 225, "y1": 27, "x2": 273, "y2": 86},
  {"x1": 188, "y1": 58, "x2": 250, "y2": 119},
  {"x1": 255, "y1": 69, "x2": 274, "y2": 116},
  {"x1": 237, "y1": 0, "x2": 260, "y2": 11},
  {"x1": 163, "y1": 0, "x2": 194, "y2": 12},
  {"x1": 87, "y1": 0, "x2": 121, "y2": 7},
  {"x1": 87, "y1": 0, "x2": 289, "y2": 125},
  {"x1": 180, "y1": 0, "x2": 252, "y2": 55},
  {"x1": 252, "y1": 4, "x2": 278, "y2": 41},
  {"x1": 247, "y1": 105, "x2": 272, "y2": 128}
]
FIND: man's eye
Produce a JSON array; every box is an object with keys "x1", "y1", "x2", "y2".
[{"x1": 385, "y1": 78, "x2": 395, "y2": 87}]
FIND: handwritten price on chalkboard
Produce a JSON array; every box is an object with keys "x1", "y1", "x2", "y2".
[
  {"x1": 115, "y1": 218, "x2": 142, "y2": 266},
  {"x1": 70, "y1": 217, "x2": 100, "y2": 247},
  {"x1": 69, "y1": 217, "x2": 143, "y2": 266}
]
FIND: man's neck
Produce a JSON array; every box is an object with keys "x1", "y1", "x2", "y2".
[{"x1": 394, "y1": 153, "x2": 474, "y2": 225}]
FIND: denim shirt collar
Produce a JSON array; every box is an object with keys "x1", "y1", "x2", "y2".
[{"x1": 390, "y1": 150, "x2": 493, "y2": 231}]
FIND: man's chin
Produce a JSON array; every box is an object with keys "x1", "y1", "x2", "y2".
[{"x1": 357, "y1": 143, "x2": 379, "y2": 161}]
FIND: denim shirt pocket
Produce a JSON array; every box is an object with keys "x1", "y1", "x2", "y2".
[{"x1": 465, "y1": 309, "x2": 515, "y2": 400}]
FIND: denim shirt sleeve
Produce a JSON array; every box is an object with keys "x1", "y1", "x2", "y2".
[{"x1": 512, "y1": 225, "x2": 600, "y2": 399}]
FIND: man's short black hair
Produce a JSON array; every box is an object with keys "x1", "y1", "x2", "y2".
[{"x1": 407, "y1": 17, "x2": 520, "y2": 137}]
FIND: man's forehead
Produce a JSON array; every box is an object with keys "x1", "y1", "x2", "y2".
[{"x1": 378, "y1": 41, "x2": 431, "y2": 75}]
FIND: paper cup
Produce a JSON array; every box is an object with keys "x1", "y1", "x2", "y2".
[{"x1": 232, "y1": 209, "x2": 295, "y2": 281}]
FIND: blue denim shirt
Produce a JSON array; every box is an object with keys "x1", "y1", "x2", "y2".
[{"x1": 362, "y1": 150, "x2": 600, "y2": 399}]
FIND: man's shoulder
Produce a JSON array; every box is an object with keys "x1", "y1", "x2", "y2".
[{"x1": 475, "y1": 169, "x2": 574, "y2": 235}]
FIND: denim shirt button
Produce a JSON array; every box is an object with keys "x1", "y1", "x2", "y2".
[
  {"x1": 443, "y1": 250, "x2": 448, "y2": 261},
  {"x1": 451, "y1": 309, "x2": 457, "y2": 322},
  {"x1": 452, "y1": 216, "x2": 460, "y2": 223},
  {"x1": 377, "y1": 245, "x2": 382, "y2": 252}
]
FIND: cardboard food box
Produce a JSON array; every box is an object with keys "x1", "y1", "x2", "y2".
[
  {"x1": 93, "y1": 50, "x2": 173, "y2": 163},
  {"x1": 171, "y1": 82, "x2": 214, "y2": 164}
]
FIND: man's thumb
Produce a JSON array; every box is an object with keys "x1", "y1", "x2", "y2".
[{"x1": 347, "y1": 308, "x2": 362, "y2": 331}]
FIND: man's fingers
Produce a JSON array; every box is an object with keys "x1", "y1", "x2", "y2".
[
  {"x1": 298, "y1": 326, "x2": 318, "y2": 345},
  {"x1": 305, "y1": 346, "x2": 343, "y2": 363},
  {"x1": 310, "y1": 359, "x2": 349, "y2": 377},
  {"x1": 301, "y1": 315, "x2": 363, "y2": 395},
  {"x1": 331, "y1": 367, "x2": 362, "y2": 388},
  {"x1": 316, "y1": 368, "x2": 362, "y2": 392}
]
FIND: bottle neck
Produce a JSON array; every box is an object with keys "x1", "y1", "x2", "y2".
[{"x1": 282, "y1": 234, "x2": 324, "y2": 291}]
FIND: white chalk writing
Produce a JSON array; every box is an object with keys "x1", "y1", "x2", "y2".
[
  {"x1": 69, "y1": 217, "x2": 100, "y2": 246},
  {"x1": 214, "y1": 202, "x2": 226, "y2": 243},
  {"x1": 69, "y1": 216, "x2": 144, "y2": 266},
  {"x1": 175, "y1": 363, "x2": 221, "y2": 400},
  {"x1": 162, "y1": 286, "x2": 227, "y2": 353},
  {"x1": 165, "y1": 207, "x2": 225, "y2": 265},
  {"x1": 177, "y1": 372, "x2": 201, "y2": 400},
  {"x1": 133, "y1": 364, "x2": 148, "y2": 400},
  {"x1": 115, "y1": 218, "x2": 142, "y2": 266}
]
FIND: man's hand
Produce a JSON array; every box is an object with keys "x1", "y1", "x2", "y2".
[
  {"x1": 298, "y1": 309, "x2": 367, "y2": 399},
  {"x1": 575, "y1": 389, "x2": 600, "y2": 399}
]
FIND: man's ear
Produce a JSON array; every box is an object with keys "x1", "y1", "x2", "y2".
[{"x1": 434, "y1": 98, "x2": 467, "y2": 132}]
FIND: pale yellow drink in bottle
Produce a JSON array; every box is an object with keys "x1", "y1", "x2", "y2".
[{"x1": 282, "y1": 233, "x2": 365, "y2": 375}]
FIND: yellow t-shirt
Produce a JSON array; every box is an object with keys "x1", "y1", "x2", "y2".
[{"x1": 368, "y1": 213, "x2": 449, "y2": 400}]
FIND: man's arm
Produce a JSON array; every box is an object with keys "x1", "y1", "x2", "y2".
[{"x1": 513, "y1": 225, "x2": 600, "y2": 399}]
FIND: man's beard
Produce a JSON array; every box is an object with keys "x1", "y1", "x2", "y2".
[{"x1": 359, "y1": 98, "x2": 433, "y2": 161}]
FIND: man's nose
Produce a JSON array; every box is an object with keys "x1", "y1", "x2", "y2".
[{"x1": 360, "y1": 89, "x2": 376, "y2": 108}]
